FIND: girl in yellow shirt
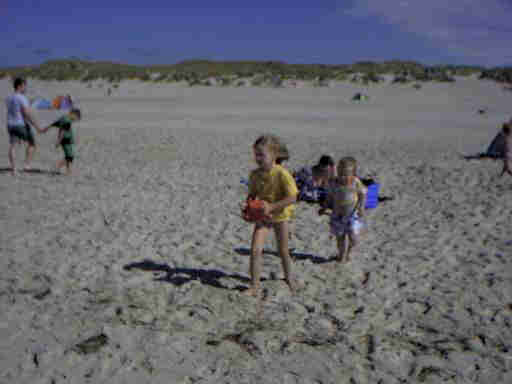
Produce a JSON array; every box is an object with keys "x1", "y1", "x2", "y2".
[{"x1": 242, "y1": 135, "x2": 299, "y2": 297}]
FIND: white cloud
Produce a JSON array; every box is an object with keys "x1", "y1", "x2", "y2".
[{"x1": 347, "y1": 0, "x2": 512, "y2": 66}]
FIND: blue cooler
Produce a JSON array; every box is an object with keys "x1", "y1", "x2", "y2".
[{"x1": 365, "y1": 182, "x2": 380, "y2": 209}]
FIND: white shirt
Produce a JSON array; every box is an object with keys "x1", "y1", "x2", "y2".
[{"x1": 6, "y1": 93, "x2": 29, "y2": 126}]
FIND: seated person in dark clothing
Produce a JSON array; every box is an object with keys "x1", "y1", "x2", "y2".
[{"x1": 295, "y1": 164, "x2": 329, "y2": 204}]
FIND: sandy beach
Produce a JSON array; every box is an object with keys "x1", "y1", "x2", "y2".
[{"x1": 1, "y1": 77, "x2": 511, "y2": 383}]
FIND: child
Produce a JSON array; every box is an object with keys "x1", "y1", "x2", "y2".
[
  {"x1": 43, "y1": 108, "x2": 81, "y2": 175},
  {"x1": 500, "y1": 122, "x2": 512, "y2": 177},
  {"x1": 320, "y1": 157, "x2": 367, "y2": 263},
  {"x1": 242, "y1": 135, "x2": 299, "y2": 297}
]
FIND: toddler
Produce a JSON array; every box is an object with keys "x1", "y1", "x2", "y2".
[
  {"x1": 320, "y1": 157, "x2": 367, "y2": 263},
  {"x1": 43, "y1": 108, "x2": 81, "y2": 175}
]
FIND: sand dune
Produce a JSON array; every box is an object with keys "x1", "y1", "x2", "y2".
[{"x1": 1, "y1": 77, "x2": 511, "y2": 383}]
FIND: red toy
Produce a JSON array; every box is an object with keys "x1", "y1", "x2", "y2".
[{"x1": 242, "y1": 198, "x2": 269, "y2": 222}]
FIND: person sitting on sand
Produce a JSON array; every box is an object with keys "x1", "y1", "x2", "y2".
[
  {"x1": 5, "y1": 77, "x2": 45, "y2": 174},
  {"x1": 297, "y1": 164, "x2": 330, "y2": 203},
  {"x1": 319, "y1": 156, "x2": 367, "y2": 263},
  {"x1": 241, "y1": 134, "x2": 299, "y2": 297},
  {"x1": 294, "y1": 154, "x2": 336, "y2": 204},
  {"x1": 500, "y1": 121, "x2": 512, "y2": 177},
  {"x1": 42, "y1": 108, "x2": 81, "y2": 175}
]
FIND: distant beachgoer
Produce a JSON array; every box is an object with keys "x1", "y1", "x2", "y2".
[
  {"x1": 5, "y1": 77, "x2": 44, "y2": 174},
  {"x1": 319, "y1": 157, "x2": 367, "y2": 263},
  {"x1": 501, "y1": 121, "x2": 512, "y2": 177},
  {"x1": 241, "y1": 134, "x2": 299, "y2": 297},
  {"x1": 43, "y1": 108, "x2": 81, "y2": 175}
]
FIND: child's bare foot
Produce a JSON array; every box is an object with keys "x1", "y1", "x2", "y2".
[
  {"x1": 244, "y1": 286, "x2": 261, "y2": 298},
  {"x1": 361, "y1": 271, "x2": 370, "y2": 285},
  {"x1": 285, "y1": 278, "x2": 303, "y2": 294},
  {"x1": 336, "y1": 255, "x2": 350, "y2": 264}
]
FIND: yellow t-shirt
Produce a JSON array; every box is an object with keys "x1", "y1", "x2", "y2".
[{"x1": 248, "y1": 165, "x2": 298, "y2": 222}]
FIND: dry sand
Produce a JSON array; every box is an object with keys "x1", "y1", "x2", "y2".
[{"x1": 1, "y1": 77, "x2": 511, "y2": 383}]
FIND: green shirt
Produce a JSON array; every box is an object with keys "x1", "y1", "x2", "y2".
[{"x1": 52, "y1": 116, "x2": 74, "y2": 145}]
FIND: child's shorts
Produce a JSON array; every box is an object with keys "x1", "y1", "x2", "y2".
[
  {"x1": 329, "y1": 213, "x2": 364, "y2": 237},
  {"x1": 62, "y1": 144, "x2": 74, "y2": 162}
]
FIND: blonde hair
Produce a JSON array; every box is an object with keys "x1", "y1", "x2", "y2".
[
  {"x1": 253, "y1": 135, "x2": 283, "y2": 157},
  {"x1": 338, "y1": 156, "x2": 357, "y2": 176}
]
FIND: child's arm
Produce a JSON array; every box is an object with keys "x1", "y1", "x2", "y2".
[
  {"x1": 241, "y1": 173, "x2": 255, "y2": 217},
  {"x1": 56, "y1": 129, "x2": 63, "y2": 148},
  {"x1": 263, "y1": 194, "x2": 296, "y2": 216},
  {"x1": 42, "y1": 117, "x2": 62, "y2": 134},
  {"x1": 356, "y1": 179, "x2": 367, "y2": 216}
]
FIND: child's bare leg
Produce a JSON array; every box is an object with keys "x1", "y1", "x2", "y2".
[
  {"x1": 288, "y1": 219, "x2": 296, "y2": 260},
  {"x1": 247, "y1": 225, "x2": 269, "y2": 297},
  {"x1": 336, "y1": 234, "x2": 349, "y2": 263},
  {"x1": 345, "y1": 233, "x2": 360, "y2": 263},
  {"x1": 56, "y1": 159, "x2": 66, "y2": 171},
  {"x1": 274, "y1": 221, "x2": 296, "y2": 292},
  {"x1": 65, "y1": 161, "x2": 72, "y2": 175}
]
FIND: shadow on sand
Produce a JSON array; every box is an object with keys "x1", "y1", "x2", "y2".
[
  {"x1": 234, "y1": 247, "x2": 332, "y2": 264},
  {"x1": 0, "y1": 167, "x2": 61, "y2": 176},
  {"x1": 123, "y1": 259, "x2": 250, "y2": 291},
  {"x1": 461, "y1": 153, "x2": 501, "y2": 160}
]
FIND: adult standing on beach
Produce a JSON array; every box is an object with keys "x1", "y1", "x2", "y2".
[{"x1": 5, "y1": 77, "x2": 44, "y2": 173}]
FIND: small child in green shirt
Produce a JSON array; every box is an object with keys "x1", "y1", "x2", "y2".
[{"x1": 43, "y1": 108, "x2": 81, "y2": 175}]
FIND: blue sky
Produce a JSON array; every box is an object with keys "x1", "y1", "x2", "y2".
[{"x1": 2, "y1": 0, "x2": 511, "y2": 68}]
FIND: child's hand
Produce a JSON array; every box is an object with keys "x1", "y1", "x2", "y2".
[
  {"x1": 240, "y1": 201, "x2": 249, "y2": 219},
  {"x1": 262, "y1": 201, "x2": 273, "y2": 217}
]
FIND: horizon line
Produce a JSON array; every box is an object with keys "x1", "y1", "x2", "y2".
[{"x1": 1, "y1": 57, "x2": 510, "y2": 71}]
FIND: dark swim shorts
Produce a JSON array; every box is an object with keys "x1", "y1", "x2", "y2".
[{"x1": 7, "y1": 124, "x2": 35, "y2": 145}]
